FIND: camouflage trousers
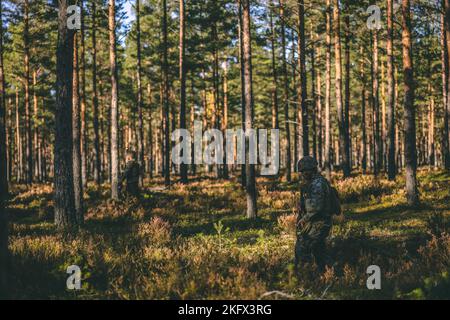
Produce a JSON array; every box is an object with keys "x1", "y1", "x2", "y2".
[
  {"x1": 294, "y1": 220, "x2": 331, "y2": 272},
  {"x1": 125, "y1": 182, "x2": 140, "y2": 197}
]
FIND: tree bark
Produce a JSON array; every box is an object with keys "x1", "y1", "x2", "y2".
[
  {"x1": 7, "y1": 99, "x2": 12, "y2": 183},
  {"x1": 360, "y1": 45, "x2": 367, "y2": 173},
  {"x1": 333, "y1": 0, "x2": 349, "y2": 177},
  {"x1": 136, "y1": 0, "x2": 144, "y2": 182},
  {"x1": 179, "y1": 0, "x2": 188, "y2": 184},
  {"x1": 32, "y1": 70, "x2": 40, "y2": 182},
  {"x1": 80, "y1": 0, "x2": 87, "y2": 188},
  {"x1": 92, "y1": 1, "x2": 101, "y2": 185},
  {"x1": 162, "y1": 0, "x2": 170, "y2": 186},
  {"x1": 147, "y1": 83, "x2": 154, "y2": 179},
  {"x1": 0, "y1": 0, "x2": 8, "y2": 297},
  {"x1": 238, "y1": 0, "x2": 246, "y2": 186},
  {"x1": 387, "y1": 0, "x2": 396, "y2": 180},
  {"x1": 343, "y1": 13, "x2": 351, "y2": 175},
  {"x1": 0, "y1": 0, "x2": 7, "y2": 196},
  {"x1": 316, "y1": 42, "x2": 323, "y2": 168},
  {"x1": 428, "y1": 85, "x2": 436, "y2": 167},
  {"x1": 242, "y1": 0, "x2": 257, "y2": 219},
  {"x1": 55, "y1": 0, "x2": 77, "y2": 229},
  {"x1": 269, "y1": 0, "x2": 279, "y2": 131},
  {"x1": 324, "y1": 0, "x2": 332, "y2": 180},
  {"x1": 24, "y1": 0, "x2": 32, "y2": 184},
  {"x1": 222, "y1": 63, "x2": 229, "y2": 179},
  {"x1": 401, "y1": 0, "x2": 420, "y2": 205},
  {"x1": 280, "y1": 0, "x2": 291, "y2": 181},
  {"x1": 444, "y1": 0, "x2": 450, "y2": 169},
  {"x1": 311, "y1": 27, "x2": 317, "y2": 162},
  {"x1": 72, "y1": 34, "x2": 83, "y2": 224},
  {"x1": 297, "y1": 0, "x2": 308, "y2": 158},
  {"x1": 109, "y1": 0, "x2": 120, "y2": 199},
  {"x1": 15, "y1": 88, "x2": 22, "y2": 182}
]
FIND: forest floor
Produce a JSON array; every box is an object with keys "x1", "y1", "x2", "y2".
[{"x1": 4, "y1": 169, "x2": 450, "y2": 300}]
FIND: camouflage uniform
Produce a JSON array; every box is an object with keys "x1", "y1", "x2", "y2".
[
  {"x1": 295, "y1": 160, "x2": 332, "y2": 272},
  {"x1": 120, "y1": 160, "x2": 141, "y2": 197}
]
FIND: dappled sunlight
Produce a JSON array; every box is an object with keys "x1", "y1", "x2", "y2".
[{"x1": 3, "y1": 170, "x2": 450, "y2": 299}]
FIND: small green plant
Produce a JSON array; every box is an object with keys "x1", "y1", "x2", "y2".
[{"x1": 213, "y1": 220, "x2": 230, "y2": 249}]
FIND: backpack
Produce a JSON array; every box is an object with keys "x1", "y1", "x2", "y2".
[{"x1": 327, "y1": 182, "x2": 342, "y2": 216}]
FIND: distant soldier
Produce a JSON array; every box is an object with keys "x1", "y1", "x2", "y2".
[
  {"x1": 295, "y1": 156, "x2": 341, "y2": 273},
  {"x1": 120, "y1": 151, "x2": 141, "y2": 197}
]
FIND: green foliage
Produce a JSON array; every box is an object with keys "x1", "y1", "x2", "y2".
[{"x1": 4, "y1": 169, "x2": 450, "y2": 299}]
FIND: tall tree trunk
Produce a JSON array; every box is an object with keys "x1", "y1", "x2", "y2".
[
  {"x1": 372, "y1": 30, "x2": 382, "y2": 175},
  {"x1": 55, "y1": 0, "x2": 77, "y2": 229},
  {"x1": 311, "y1": 27, "x2": 317, "y2": 161},
  {"x1": 222, "y1": 62, "x2": 229, "y2": 179},
  {"x1": 109, "y1": 0, "x2": 120, "y2": 199},
  {"x1": 190, "y1": 77, "x2": 196, "y2": 176},
  {"x1": 324, "y1": 0, "x2": 332, "y2": 180},
  {"x1": 15, "y1": 88, "x2": 22, "y2": 182},
  {"x1": 360, "y1": 45, "x2": 367, "y2": 173},
  {"x1": 402, "y1": 0, "x2": 419, "y2": 205},
  {"x1": 136, "y1": 0, "x2": 144, "y2": 182},
  {"x1": 387, "y1": 0, "x2": 396, "y2": 180},
  {"x1": 242, "y1": 0, "x2": 257, "y2": 219},
  {"x1": 297, "y1": 0, "x2": 308, "y2": 158},
  {"x1": 343, "y1": 13, "x2": 351, "y2": 175},
  {"x1": 316, "y1": 42, "x2": 323, "y2": 168},
  {"x1": 292, "y1": 32, "x2": 298, "y2": 168},
  {"x1": 147, "y1": 83, "x2": 154, "y2": 179},
  {"x1": 0, "y1": 0, "x2": 7, "y2": 196},
  {"x1": 72, "y1": 34, "x2": 83, "y2": 224},
  {"x1": 159, "y1": 80, "x2": 164, "y2": 176},
  {"x1": 0, "y1": 0, "x2": 8, "y2": 297},
  {"x1": 269, "y1": 0, "x2": 279, "y2": 131},
  {"x1": 32, "y1": 70, "x2": 40, "y2": 181},
  {"x1": 280, "y1": 0, "x2": 291, "y2": 181},
  {"x1": 92, "y1": 1, "x2": 101, "y2": 185},
  {"x1": 428, "y1": 85, "x2": 436, "y2": 167},
  {"x1": 24, "y1": 0, "x2": 32, "y2": 184},
  {"x1": 99, "y1": 79, "x2": 107, "y2": 177},
  {"x1": 333, "y1": 0, "x2": 349, "y2": 177},
  {"x1": 238, "y1": 0, "x2": 246, "y2": 186},
  {"x1": 444, "y1": 0, "x2": 450, "y2": 169},
  {"x1": 211, "y1": 23, "x2": 221, "y2": 178},
  {"x1": 162, "y1": 0, "x2": 170, "y2": 186},
  {"x1": 80, "y1": 0, "x2": 87, "y2": 188},
  {"x1": 7, "y1": 99, "x2": 12, "y2": 183},
  {"x1": 442, "y1": 9, "x2": 448, "y2": 168},
  {"x1": 179, "y1": 0, "x2": 188, "y2": 184}
]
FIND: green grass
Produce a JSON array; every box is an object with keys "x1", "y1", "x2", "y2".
[{"x1": 4, "y1": 169, "x2": 450, "y2": 299}]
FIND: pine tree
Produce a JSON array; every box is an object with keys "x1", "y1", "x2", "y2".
[
  {"x1": 54, "y1": 0, "x2": 77, "y2": 229},
  {"x1": 387, "y1": 0, "x2": 397, "y2": 180},
  {"x1": 241, "y1": 0, "x2": 257, "y2": 219},
  {"x1": 402, "y1": 0, "x2": 420, "y2": 205},
  {"x1": 109, "y1": 0, "x2": 120, "y2": 200}
]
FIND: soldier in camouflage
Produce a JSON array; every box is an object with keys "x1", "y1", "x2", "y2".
[
  {"x1": 295, "y1": 156, "x2": 333, "y2": 273},
  {"x1": 120, "y1": 151, "x2": 141, "y2": 197}
]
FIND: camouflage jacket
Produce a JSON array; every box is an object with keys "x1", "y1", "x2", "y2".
[
  {"x1": 120, "y1": 160, "x2": 140, "y2": 185},
  {"x1": 298, "y1": 173, "x2": 332, "y2": 225}
]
